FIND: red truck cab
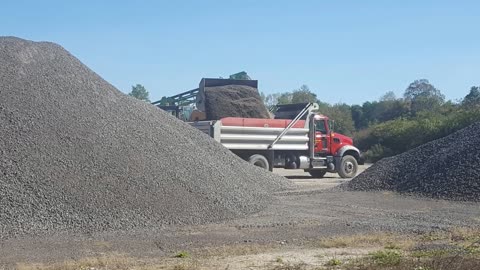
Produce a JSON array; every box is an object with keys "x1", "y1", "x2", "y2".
[
  {"x1": 314, "y1": 114, "x2": 352, "y2": 156},
  {"x1": 218, "y1": 106, "x2": 360, "y2": 178},
  {"x1": 311, "y1": 114, "x2": 359, "y2": 178}
]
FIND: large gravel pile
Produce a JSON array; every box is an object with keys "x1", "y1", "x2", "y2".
[
  {"x1": 204, "y1": 85, "x2": 270, "y2": 120},
  {"x1": 346, "y1": 122, "x2": 480, "y2": 201},
  {"x1": 0, "y1": 37, "x2": 290, "y2": 238}
]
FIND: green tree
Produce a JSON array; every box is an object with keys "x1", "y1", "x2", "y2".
[
  {"x1": 291, "y1": 85, "x2": 317, "y2": 103},
  {"x1": 351, "y1": 104, "x2": 365, "y2": 130},
  {"x1": 277, "y1": 92, "x2": 293, "y2": 105},
  {"x1": 404, "y1": 79, "x2": 445, "y2": 114},
  {"x1": 380, "y1": 91, "x2": 397, "y2": 101},
  {"x1": 462, "y1": 86, "x2": 480, "y2": 107},
  {"x1": 351, "y1": 92, "x2": 409, "y2": 130},
  {"x1": 276, "y1": 85, "x2": 318, "y2": 105},
  {"x1": 374, "y1": 94, "x2": 409, "y2": 123},
  {"x1": 128, "y1": 84, "x2": 150, "y2": 102},
  {"x1": 353, "y1": 101, "x2": 380, "y2": 129},
  {"x1": 321, "y1": 103, "x2": 355, "y2": 136}
]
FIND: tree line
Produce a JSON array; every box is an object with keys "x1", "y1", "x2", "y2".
[
  {"x1": 127, "y1": 79, "x2": 480, "y2": 163},
  {"x1": 262, "y1": 80, "x2": 480, "y2": 162}
]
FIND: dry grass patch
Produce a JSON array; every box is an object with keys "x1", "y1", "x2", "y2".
[
  {"x1": 15, "y1": 254, "x2": 141, "y2": 270},
  {"x1": 447, "y1": 227, "x2": 480, "y2": 242},
  {"x1": 9, "y1": 227, "x2": 480, "y2": 270},
  {"x1": 270, "y1": 262, "x2": 308, "y2": 270},
  {"x1": 341, "y1": 255, "x2": 480, "y2": 270},
  {"x1": 314, "y1": 233, "x2": 415, "y2": 250},
  {"x1": 14, "y1": 254, "x2": 200, "y2": 270},
  {"x1": 196, "y1": 242, "x2": 278, "y2": 258},
  {"x1": 419, "y1": 227, "x2": 480, "y2": 243}
]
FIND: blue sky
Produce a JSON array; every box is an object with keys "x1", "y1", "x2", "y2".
[{"x1": 2, "y1": 0, "x2": 479, "y2": 104}]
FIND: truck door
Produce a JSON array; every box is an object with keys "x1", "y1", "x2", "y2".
[{"x1": 314, "y1": 119, "x2": 330, "y2": 155}]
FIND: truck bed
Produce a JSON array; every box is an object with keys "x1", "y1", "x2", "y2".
[{"x1": 189, "y1": 118, "x2": 309, "y2": 151}]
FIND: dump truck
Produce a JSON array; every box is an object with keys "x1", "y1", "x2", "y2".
[
  {"x1": 190, "y1": 103, "x2": 360, "y2": 178},
  {"x1": 152, "y1": 78, "x2": 361, "y2": 178}
]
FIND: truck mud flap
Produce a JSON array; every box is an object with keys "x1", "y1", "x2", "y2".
[{"x1": 266, "y1": 149, "x2": 274, "y2": 172}]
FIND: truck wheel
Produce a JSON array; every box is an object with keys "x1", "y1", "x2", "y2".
[
  {"x1": 338, "y1": 155, "x2": 358, "y2": 178},
  {"x1": 248, "y1": 154, "x2": 269, "y2": 170},
  {"x1": 309, "y1": 170, "x2": 327, "y2": 178}
]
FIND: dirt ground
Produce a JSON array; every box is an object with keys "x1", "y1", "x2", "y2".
[{"x1": 2, "y1": 165, "x2": 480, "y2": 269}]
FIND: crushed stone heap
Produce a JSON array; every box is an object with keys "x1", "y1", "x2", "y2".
[
  {"x1": 346, "y1": 122, "x2": 480, "y2": 202},
  {"x1": 204, "y1": 85, "x2": 270, "y2": 120},
  {"x1": 0, "y1": 37, "x2": 290, "y2": 238}
]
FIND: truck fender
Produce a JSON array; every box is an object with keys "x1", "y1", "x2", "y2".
[
  {"x1": 334, "y1": 145, "x2": 361, "y2": 166},
  {"x1": 334, "y1": 145, "x2": 360, "y2": 158},
  {"x1": 333, "y1": 145, "x2": 361, "y2": 177}
]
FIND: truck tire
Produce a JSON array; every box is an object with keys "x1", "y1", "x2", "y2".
[
  {"x1": 308, "y1": 170, "x2": 327, "y2": 178},
  {"x1": 248, "y1": 154, "x2": 269, "y2": 170},
  {"x1": 338, "y1": 155, "x2": 358, "y2": 178}
]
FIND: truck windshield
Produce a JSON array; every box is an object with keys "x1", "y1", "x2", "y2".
[{"x1": 315, "y1": 120, "x2": 327, "y2": 133}]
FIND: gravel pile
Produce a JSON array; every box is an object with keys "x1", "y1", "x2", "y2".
[
  {"x1": 346, "y1": 122, "x2": 480, "y2": 201},
  {"x1": 0, "y1": 37, "x2": 290, "y2": 238},
  {"x1": 204, "y1": 85, "x2": 270, "y2": 120}
]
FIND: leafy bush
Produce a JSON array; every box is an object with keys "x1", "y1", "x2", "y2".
[
  {"x1": 356, "y1": 107, "x2": 480, "y2": 162},
  {"x1": 369, "y1": 250, "x2": 402, "y2": 266}
]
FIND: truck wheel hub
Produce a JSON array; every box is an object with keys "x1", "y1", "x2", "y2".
[{"x1": 344, "y1": 161, "x2": 354, "y2": 173}]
